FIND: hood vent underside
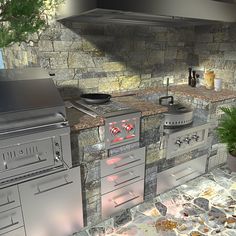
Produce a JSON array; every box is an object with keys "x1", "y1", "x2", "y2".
[{"x1": 58, "y1": 0, "x2": 236, "y2": 26}]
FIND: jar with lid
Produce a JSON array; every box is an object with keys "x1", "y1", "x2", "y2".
[{"x1": 204, "y1": 70, "x2": 215, "y2": 89}]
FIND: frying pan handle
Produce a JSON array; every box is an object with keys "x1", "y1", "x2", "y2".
[{"x1": 159, "y1": 96, "x2": 174, "y2": 105}]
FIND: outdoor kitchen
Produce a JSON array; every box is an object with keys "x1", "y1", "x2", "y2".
[{"x1": 1, "y1": 0, "x2": 236, "y2": 236}]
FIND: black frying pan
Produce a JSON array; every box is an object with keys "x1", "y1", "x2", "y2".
[{"x1": 80, "y1": 93, "x2": 111, "y2": 104}]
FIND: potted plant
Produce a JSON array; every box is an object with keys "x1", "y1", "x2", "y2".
[
  {"x1": 0, "y1": 0, "x2": 61, "y2": 48},
  {"x1": 217, "y1": 107, "x2": 236, "y2": 172}
]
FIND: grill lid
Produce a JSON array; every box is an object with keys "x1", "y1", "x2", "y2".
[{"x1": 0, "y1": 73, "x2": 66, "y2": 129}]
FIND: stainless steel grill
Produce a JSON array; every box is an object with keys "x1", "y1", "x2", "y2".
[{"x1": 0, "y1": 77, "x2": 72, "y2": 186}]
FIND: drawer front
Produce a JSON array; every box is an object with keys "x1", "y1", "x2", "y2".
[
  {"x1": 102, "y1": 180, "x2": 144, "y2": 219},
  {"x1": 101, "y1": 147, "x2": 145, "y2": 177},
  {"x1": 19, "y1": 166, "x2": 83, "y2": 236},
  {"x1": 0, "y1": 185, "x2": 20, "y2": 213},
  {"x1": 2, "y1": 227, "x2": 25, "y2": 236},
  {"x1": 0, "y1": 207, "x2": 23, "y2": 235},
  {"x1": 157, "y1": 155, "x2": 207, "y2": 195},
  {"x1": 101, "y1": 164, "x2": 145, "y2": 194}
]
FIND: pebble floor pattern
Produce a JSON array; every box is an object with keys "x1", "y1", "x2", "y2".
[{"x1": 75, "y1": 167, "x2": 236, "y2": 236}]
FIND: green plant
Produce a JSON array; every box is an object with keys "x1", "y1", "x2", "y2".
[
  {"x1": 217, "y1": 107, "x2": 236, "y2": 157},
  {"x1": 0, "y1": 0, "x2": 61, "y2": 48}
]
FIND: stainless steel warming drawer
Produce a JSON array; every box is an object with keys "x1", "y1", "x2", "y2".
[
  {"x1": 0, "y1": 207, "x2": 24, "y2": 235},
  {"x1": 101, "y1": 180, "x2": 144, "y2": 219},
  {"x1": 0, "y1": 185, "x2": 20, "y2": 213},
  {"x1": 100, "y1": 147, "x2": 145, "y2": 177},
  {"x1": 156, "y1": 155, "x2": 207, "y2": 195},
  {"x1": 101, "y1": 164, "x2": 145, "y2": 195},
  {"x1": 101, "y1": 147, "x2": 145, "y2": 219}
]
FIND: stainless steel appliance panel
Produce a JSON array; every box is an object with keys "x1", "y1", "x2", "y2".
[
  {"x1": 0, "y1": 186, "x2": 20, "y2": 213},
  {"x1": 0, "y1": 126, "x2": 72, "y2": 185},
  {"x1": 105, "y1": 112, "x2": 141, "y2": 149},
  {"x1": 166, "y1": 124, "x2": 209, "y2": 159},
  {"x1": 156, "y1": 155, "x2": 207, "y2": 195},
  {"x1": 1, "y1": 227, "x2": 25, "y2": 236},
  {"x1": 101, "y1": 147, "x2": 145, "y2": 177},
  {"x1": 102, "y1": 180, "x2": 144, "y2": 219},
  {"x1": 0, "y1": 207, "x2": 24, "y2": 235},
  {"x1": 19, "y1": 166, "x2": 83, "y2": 236},
  {"x1": 101, "y1": 164, "x2": 145, "y2": 195}
]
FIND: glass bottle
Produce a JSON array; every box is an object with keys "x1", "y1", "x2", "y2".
[
  {"x1": 188, "y1": 67, "x2": 192, "y2": 86},
  {"x1": 191, "y1": 70, "x2": 196, "y2": 87}
]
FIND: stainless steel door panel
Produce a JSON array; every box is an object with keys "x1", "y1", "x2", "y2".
[
  {"x1": 1, "y1": 227, "x2": 25, "y2": 236},
  {"x1": 0, "y1": 207, "x2": 23, "y2": 235},
  {"x1": 157, "y1": 155, "x2": 207, "y2": 195},
  {"x1": 101, "y1": 147, "x2": 145, "y2": 177},
  {"x1": 101, "y1": 164, "x2": 145, "y2": 194},
  {"x1": 102, "y1": 180, "x2": 144, "y2": 219},
  {"x1": 0, "y1": 186, "x2": 20, "y2": 213},
  {"x1": 19, "y1": 166, "x2": 83, "y2": 236}
]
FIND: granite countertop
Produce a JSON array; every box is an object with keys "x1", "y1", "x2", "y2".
[
  {"x1": 66, "y1": 85, "x2": 236, "y2": 132},
  {"x1": 136, "y1": 85, "x2": 236, "y2": 103},
  {"x1": 66, "y1": 96, "x2": 167, "y2": 132}
]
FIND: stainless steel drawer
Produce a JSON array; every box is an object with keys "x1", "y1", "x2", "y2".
[
  {"x1": 102, "y1": 180, "x2": 144, "y2": 219},
  {"x1": 101, "y1": 164, "x2": 145, "y2": 195},
  {"x1": 0, "y1": 186, "x2": 20, "y2": 213},
  {"x1": 2, "y1": 227, "x2": 25, "y2": 236},
  {"x1": 101, "y1": 147, "x2": 145, "y2": 177},
  {"x1": 157, "y1": 155, "x2": 207, "y2": 195},
  {"x1": 0, "y1": 207, "x2": 24, "y2": 235},
  {"x1": 19, "y1": 166, "x2": 83, "y2": 236}
]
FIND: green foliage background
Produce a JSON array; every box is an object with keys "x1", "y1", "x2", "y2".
[
  {"x1": 217, "y1": 107, "x2": 236, "y2": 156},
  {"x1": 0, "y1": 0, "x2": 59, "y2": 48}
]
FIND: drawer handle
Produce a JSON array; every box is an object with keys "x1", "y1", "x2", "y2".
[
  {"x1": 114, "y1": 158, "x2": 141, "y2": 169},
  {"x1": 171, "y1": 167, "x2": 198, "y2": 181},
  {"x1": 35, "y1": 179, "x2": 73, "y2": 195},
  {"x1": 0, "y1": 216, "x2": 19, "y2": 231},
  {"x1": 114, "y1": 172, "x2": 140, "y2": 187},
  {"x1": 0, "y1": 196, "x2": 15, "y2": 208},
  {"x1": 112, "y1": 192, "x2": 140, "y2": 208},
  {"x1": 5, "y1": 158, "x2": 47, "y2": 171}
]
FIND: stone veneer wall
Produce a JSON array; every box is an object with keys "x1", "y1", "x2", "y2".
[
  {"x1": 2, "y1": 21, "x2": 195, "y2": 97},
  {"x1": 194, "y1": 23, "x2": 236, "y2": 90},
  {"x1": 3, "y1": 21, "x2": 236, "y2": 93}
]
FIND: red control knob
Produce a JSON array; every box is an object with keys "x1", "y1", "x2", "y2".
[
  {"x1": 123, "y1": 124, "x2": 134, "y2": 132},
  {"x1": 111, "y1": 127, "x2": 121, "y2": 136}
]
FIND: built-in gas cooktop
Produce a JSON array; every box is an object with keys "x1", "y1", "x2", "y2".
[{"x1": 75, "y1": 99, "x2": 138, "y2": 117}]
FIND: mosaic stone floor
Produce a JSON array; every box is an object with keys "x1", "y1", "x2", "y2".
[{"x1": 75, "y1": 167, "x2": 236, "y2": 236}]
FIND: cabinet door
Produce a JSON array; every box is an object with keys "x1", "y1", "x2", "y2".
[{"x1": 19, "y1": 166, "x2": 83, "y2": 236}]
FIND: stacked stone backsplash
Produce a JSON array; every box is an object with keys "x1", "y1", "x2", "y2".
[
  {"x1": 3, "y1": 20, "x2": 236, "y2": 94},
  {"x1": 194, "y1": 23, "x2": 236, "y2": 90},
  {"x1": 2, "y1": 21, "x2": 195, "y2": 97}
]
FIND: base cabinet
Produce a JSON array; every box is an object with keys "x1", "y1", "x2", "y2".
[
  {"x1": 157, "y1": 155, "x2": 207, "y2": 195},
  {"x1": 18, "y1": 166, "x2": 83, "y2": 236}
]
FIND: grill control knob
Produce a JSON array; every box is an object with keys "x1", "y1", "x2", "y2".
[
  {"x1": 111, "y1": 127, "x2": 121, "y2": 136},
  {"x1": 192, "y1": 134, "x2": 200, "y2": 141},
  {"x1": 123, "y1": 124, "x2": 134, "y2": 132},
  {"x1": 175, "y1": 140, "x2": 182, "y2": 147},
  {"x1": 184, "y1": 137, "x2": 191, "y2": 144}
]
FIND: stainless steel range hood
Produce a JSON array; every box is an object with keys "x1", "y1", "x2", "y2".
[{"x1": 57, "y1": 0, "x2": 236, "y2": 26}]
